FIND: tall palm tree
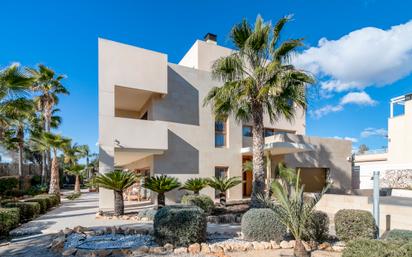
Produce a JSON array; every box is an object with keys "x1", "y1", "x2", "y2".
[
  {"x1": 95, "y1": 170, "x2": 138, "y2": 215},
  {"x1": 0, "y1": 64, "x2": 32, "y2": 101},
  {"x1": 31, "y1": 132, "x2": 71, "y2": 195},
  {"x1": 65, "y1": 164, "x2": 85, "y2": 194},
  {"x1": 63, "y1": 142, "x2": 82, "y2": 167},
  {"x1": 77, "y1": 145, "x2": 95, "y2": 178},
  {"x1": 143, "y1": 175, "x2": 181, "y2": 209},
  {"x1": 204, "y1": 15, "x2": 314, "y2": 207},
  {"x1": 180, "y1": 178, "x2": 209, "y2": 195},
  {"x1": 207, "y1": 176, "x2": 242, "y2": 206}
]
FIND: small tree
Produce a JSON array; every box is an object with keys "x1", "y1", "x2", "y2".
[
  {"x1": 95, "y1": 170, "x2": 138, "y2": 216},
  {"x1": 65, "y1": 164, "x2": 85, "y2": 194},
  {"x1": 207, "y1": 176, "x2": 242, "y2": 206},
  {"x1": 143, "y1": 175, "x2": 181, "y2": 209},
  {"x1": 180, "y1": 178, "x2": 208, "y2": 195}
]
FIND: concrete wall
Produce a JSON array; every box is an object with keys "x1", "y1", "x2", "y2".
[{"x1": 388, "y1": 100, "x2": 412, "y2": 164}]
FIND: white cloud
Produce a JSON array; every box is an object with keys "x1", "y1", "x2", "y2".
[
  {"x1": 361, "y1": 128, "x2": 388, "y2": 138},
  {"x1": 340, "y1": 92, "x2": 377, "y2": 106},
  {"x1": 294, "y1": 20, "x2": 412, "y2": 92},
  {"x1": 333, "y1": 136, "x2": 358, "y2": 143},
  {"x1": 310, "y1": 91, "x2": 376, "y2": 118}
]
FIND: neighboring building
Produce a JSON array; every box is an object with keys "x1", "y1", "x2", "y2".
[
  {"x1": 98, "y1": 35, "x2": 352, "y2": 210},
  {"x1": 353, "y1": 94, "x2": 412, "y2": 190}
]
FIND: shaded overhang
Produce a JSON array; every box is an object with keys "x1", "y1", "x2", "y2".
[
  {"x1": 241, "y1": 141, "x2": 315, "y2": 155},
  {"x1": 114, "y1": 148, "x2": 164, "y2": 167}
]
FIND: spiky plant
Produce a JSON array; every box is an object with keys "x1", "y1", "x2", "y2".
[
  {"x1": 65, "y1": 164, "x2": 85, "y2": 194},
  {"x1": 94, "y1": 170, "x2": 138, "y2": 216},
  {"x1": 180, "y1": 178, "x2": 209, "y2": 195},
  {"x1": 203, "y1": 15, "x2": 314, "y2": 207},
  {"x1": 207, "y1": 176, "x2": 242, "y2": 206},
  {"x1": 143, "y1": 175, "x2": 181, "y2": 209},
  {"x1": 260, "y1": 165, "x2": 330, "y2": 257}
]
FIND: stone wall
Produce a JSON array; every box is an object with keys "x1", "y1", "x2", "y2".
[{"x1": 0, "y1": 163, "x2": 41, "y2": 177}]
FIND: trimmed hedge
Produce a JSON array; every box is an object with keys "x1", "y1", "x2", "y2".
[
  {"x1": 303, "y1": 210, "x2": 330, "y2": 242},
  {"x1": 36, "y1": 194, "x2": 60, "y2": 205},
  {"x1": 181, "y1": 194, "x2": 214, "y2": 215},
  {"x1": 335, "y1": 209, "x2": 377, "y2": 241},
  {"x1": 154, "y1": 205, "x2": 207, "y2": 247},
  {"x1": 386, "y1": 229, "x2": 412, "y2": 241},
  {"x1": 137, "y1": 209, "x2": 157, "y2": 221},
  {"x1": 24, "y1": 194, "x2": 59, "y2": 214},
  {"x1": 241, "y1": 208, "x2": 286, "y2": 242},
  {"x1": 0, "y1": 208, "x2": 20, "y2": 237},
  {"x1": 0, "y1": 176, "x2": 18, "y2": 195},
  {"x1": 24, "y1": 198, "x2": 48, "y2": 213},
  {"x1": 4, "y1": 202, "x2": 40, "y2": 222},
  {"x1": 342, "y1": 239, "x2": 411, "y2": 257}
]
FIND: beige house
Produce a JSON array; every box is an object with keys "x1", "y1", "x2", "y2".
[
  {"x1": 354, "y1": 94, "x2": 412, "y2": 190},
  {"x1": 98, "y1": 34, "x2": 352, "y2": 210}
]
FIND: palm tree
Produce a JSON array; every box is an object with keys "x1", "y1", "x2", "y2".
[
  {"x1": 77, "y1": 145, "x2": 95, "y2": 178},
  {"x1": 143, "y1": 175, "x2": 181, "y2": 209},
  {"x1": 65, "y1": 164, "x2": 85, "y2": 194},
  {"x1": 63, "y1": 142, "x2": 82, "y2": 166},
  {"x1": 207, "y1": 176, "x2": 242, "y2": 206},
  {"x1": 0, "y1": 64, "x2": 32, "y2": 101},
  {"x1": 261, "y1": 165, "x2": 329, "y2": 257},
  {"x1": 31, "y1": 132, "x2": 71, "y2": 195},
  {"x1": 95, "y1": 170, "x2": 138, "y2": 215},
  {"x1": 204, "y1": 15, "x2": 314, "y2": 207},
  {"x1": 180, "y1": 178, "x2": 209, "y2": 195}
]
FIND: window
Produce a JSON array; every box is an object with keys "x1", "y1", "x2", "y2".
[
  {"x1": 215, "y1": 167, "x2": 228, "y2": 198},
  {"x1": 242, "y1": 126, "x2": 252, "y2": 137},
  {"x1": 264, "y1": 128, "x2": 275, "y2": 137},
  {"x1": 215, "y1": 120, "x2": 227, "y2": 147}
]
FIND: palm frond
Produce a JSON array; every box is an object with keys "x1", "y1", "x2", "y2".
[
  {"x1": 143, "y1": 175, "x2": 181, "y2": 193},
  {"x1": 95, "y1": 170, "x2": 138, "y2": 191}
]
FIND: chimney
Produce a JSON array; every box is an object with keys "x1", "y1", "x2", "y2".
[{"x1": 204, "y1": 33, "x2": 217, "y2": 44}]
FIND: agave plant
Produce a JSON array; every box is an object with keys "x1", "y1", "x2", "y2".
[
  {"x1": 143, "y1": 175, "x2": 181, "y2": 209},
  {"x1": 180, "y1": 178, "x2": 208, "y2": 195},
  {"x1": 95, "y1": 170, "x2": 139, "y2": 215},
  {"x1": 65, "y1": 164, "x2": 85, "y2": 194},
  {"x1": 260, "y1": 164, "x2": 330, "y2": 257},
  {"x1": 207, "y1": 176, "x2": 242, "y2": 206}
]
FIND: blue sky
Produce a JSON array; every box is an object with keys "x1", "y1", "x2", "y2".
[{"x1": 1, "y1": 0, "x2": 412, "y2": 154}]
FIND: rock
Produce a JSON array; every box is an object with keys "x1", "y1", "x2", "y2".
[
  {"x1": 63, "y1": 228, "x2": 73, "y2": 236},
  {"x1": 289, "y1": 240, "x2": 295, "y2": 248},
  {"x1": 262, "y1": 242, "x2": 272, "y2": 249},
  {"x1": 75, "y1": 250, "x2": 93, "y2": 257},
  {"x1": 302, "y1": 241, "x2": 311, "y2": 252},
  {"x1": 84, "y1": 230, "x2": 96, "y2": 237},
  {"x1": 222, "y1": 243, "x2": 232, "y2": 252},
  {"x1": 174, "y1": 247, "x2": 188, "y2": 254},
  {"x1": 62, "y1": 248, "x2": 77, "y2": 256},
  {"x1": 164, "y1": 243, "x2": 174, "y2": 252},
  {"x1": 210, "y1": 244, "x2": 224, "y2": 253},
  {"x1": 51, "y1": 236, "x2": 65, "y2": 251},
  {"x1": 280, "y1": 240, "x2": 293, "y2": 249},
  {"x1": 73, "y1": 225, "x2": 89, "y2": 233},
  {"x1": 332, "y1": 241, "x2": 346, "y2": 252},
  {"x1": 270, "y1": 240, "x2": 280, "y2": 249},
  {"x1": 95, "y1": 229, "x2": 105, "y2": 236},
  {"x1": 188, "y1": 243, "x2": 201, "y2": 254},
  {"x1": 94, "y1": 249, "x2": 112, "y2": 257},
  {"x1": 57, "y1": 230, "x2": 65, "y2": 237},
  {"x1": 241, "y1": 242, "x2": 253, "y2": 251},
  {"x1": 132, "y1": 246, "x2": 149, "y2": 254},
  {"x1": 141, "y1": 217, "x2": 149, "y2": 221},
  {"x1": 318, "y1": 242, "x2": 332, "y2": 250},
  {"x1": 134, "y1": 227, "x2": 149, "y2": 235},
  {"x1": 201, "y1": 243, "x2": 211, "y2": 253},
  {"x1": 150, "y1": 246, "x2": 165, "y2": 254}
]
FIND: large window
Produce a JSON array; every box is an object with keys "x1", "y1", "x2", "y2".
[
  {"x1": 215, "y1": 167, "x2": 228, "y2": 198},
  {"x1": 264, "y1": 128, "x2": 275, "y2": 137},
  {"x1": 215, "y1": 121, "x2": 227, "y2": 147},
  {"x1": 242, "y1": 126, "x2": 252, "y2": 137}
]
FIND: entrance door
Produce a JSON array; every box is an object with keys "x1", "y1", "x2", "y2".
[{"x1": 242, "y1": 157, "x2": 253, "y2": 197}]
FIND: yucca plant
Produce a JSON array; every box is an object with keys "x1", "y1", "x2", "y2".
[
  {"x1": 207, "y1": 176, "x2": 242, "y2": 206},
  {"x1": 143, "y1": 175, "x2": 181, "y2": 209},
  {"x1": 65, "y1": 164, "x2": 85, "y2": 194},
  {"x1": 95, "y1": 170, "x2": 138, "y2": 215},
  {"x1": 180, "y1": 178, "x2": 209, "y2": 195},
  {"x1": 260, "y1": 165, "x2": 330, "y2": 257}
]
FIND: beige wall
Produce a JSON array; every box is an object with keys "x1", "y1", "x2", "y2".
[{"x1": 388, "y1": 100, "x2": 412, "y2": 164}]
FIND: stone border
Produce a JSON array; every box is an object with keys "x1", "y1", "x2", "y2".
[
  {"x1": 49, "y1": 226, "x2": 345, "y2": 256},
  {"x1": 95, "y1": 211, "x2": 153, "y2": 222}
]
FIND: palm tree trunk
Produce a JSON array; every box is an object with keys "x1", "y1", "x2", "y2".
[
  {"x1": 251, "y1": 104, "x2": 265, "y2": 208},
  {"x1": 113, "y1": 190, "x2": 124, "y2": 216},
  {"x1": 41, "y1": 152, "x2": 47, "y2": 184},
  {"x1": 44, "y1": 106, "x2": 52, "y2": 182},
  {"x1": 219, "y1": 192, "x2": 226, "y2": 207},
  {"x1": 157, "y1": 192, "x2": 165, "y2": 209},
  {"x1": 294, "y1": 239, "x2": 309, "y2": 257},
  {"x1": 74, "y1": 175, "x2": 81, "y2": 193},
  {"x1": 17, "y1": 126, "x2": 24, "y2": 178},
  {"x1": 48, "y1": 150, "x2": 60, "y2": 196}
]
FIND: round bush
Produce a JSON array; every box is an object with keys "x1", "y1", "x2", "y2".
[
  {"x1": 386, "y1": 229, "x2": 412, "y2": 241},
  {"x1": 181, "y1": 194, "x2": 214, "y2": 215},
  {"x1": 24, "y1": 198, "x2": 48, "y2": 213},
  {"x1": 0, "y1": 208, "x2": 20, "y2": 237},
  {"x1": 303, "y1": 210, "x2": 330, "y2": 242},
  {"x1": 342, "y1": 239, "x2": 408, "y2": 257},
  {"x1": 137, "y1": 209, "x2": 157, "y2": 220},
  {"x1": 241, "y1": 208, "x2": 286, "y2": 242},
  {"x1": 154, "y1": 205, "x2": 207, "y2": 247},
  {"x1": 5, "y1": 202, "x2": 40, "y2": 222},
  {"x1": 35, "y1": 194, "x2": 60, "y2": 207},
  {"x1": 335, "y1": 209, "x2": 377, "y2": 241}
]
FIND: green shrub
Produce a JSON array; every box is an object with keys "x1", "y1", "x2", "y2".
[
  {"x1": 303, "y1": 210, "x2": 329, "y2": 242},
  {"x1": 24, "y1": 198, "x2": 48, "y2": 213},
  {"x1": 4, "y1": 189, "x2": 25, "y2": 197},
  {"x1": 0, "y1": 176, "x2": 18, "y2": 195},
  {"x1": 386, "y1": 229, "x2": 412, "y2": 241},
  {"x1": 241, "y1": 208, "x2": 286, "y2": 242},
  {"x1": 401, "y1": 242, "x2": 412, "y2": 253},
  {"x1": 66, "y1": 192, "x2": 81, "y2": 200},
  {"x1": 4, "y1": 202, "x2": 40, "y2": 222},
  {"x1": 35, "y1": 194, "x2": 60, "y2": 207},
  {"x1": 181, "y1": 194, "x2": 214, "y2": 215},
  {"x1": 335, "y1": 209, "x2": 377, "y2": 241},
  {"x1": 154, "y1": 205, "x2": 207, "y2": 247},
  {"x1": 342, "y1": 239, "x2": 409, "y2": 257},
  {"x1": 137, "y1": 209, "x2": 157, "y2": 220},
  {"x1": 30, "y1": 175, "x2": 42, "y2": 186},
  {"x1": 25, "y1": 185, "x2": 48, "y2": 196},
  {"x1": 0, "y1": 199, "x2": 17, "y2": 207},
  {"x1": 0, "y1": 208, "x2": 20, "y2": 237}
]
